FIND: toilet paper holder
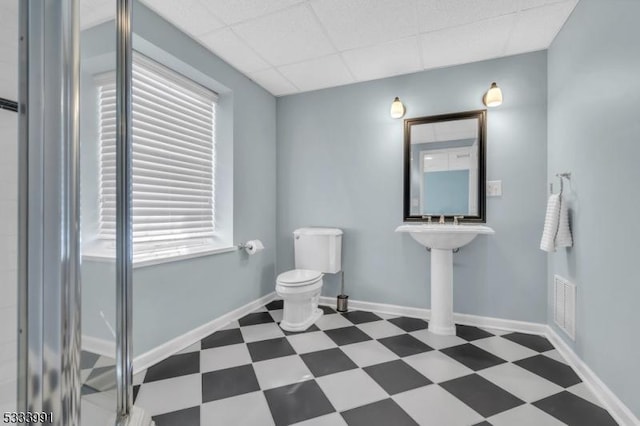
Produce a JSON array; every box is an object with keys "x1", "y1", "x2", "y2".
[{"x1": 238, "y1": 240, "x2": 264, "y2": 255}]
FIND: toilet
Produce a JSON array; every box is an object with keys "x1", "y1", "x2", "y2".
[{"x1": 276, "y1": 227, "x2": 343, "y2": 332}]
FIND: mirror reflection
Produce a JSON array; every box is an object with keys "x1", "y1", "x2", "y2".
[{"x1": 404, "y1": 111, "x2": 486, "y2": 222}]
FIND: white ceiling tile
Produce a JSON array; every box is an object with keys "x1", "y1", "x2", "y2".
[
  {"x1": 505, "y1": 0, "x2": 578, "y2": 55},
  {"x1": 519, "y1": 0, "x2": 574, "y2": 11},
  {"x1": 232, "y1": 4, "x2": 335, "y2": 66},
  {"x1": 310, "y1": 0, "x2": 420, "y2": 50},
  {"x1": 416, "y1": 0, "x2": 518, "y2": 33},
  {"x1": 80, "y1": 0, "x2": 115, "y2": 29},
  {"x1": 420, "y1": 14, "x2": 515, "y2": 70},
  {"x1": 278, "y1": 54, "x2": 354, "y2": 92},
  {"x1": 142, "y1": 0, "x2": 225, "y2": 37},
  {"x1": 249, "y1": 68, "x2": 298, "y2": 96},
  {"x1": 199, "y1": 0, "x2": 305, "y2": 25},
  {"x1": 342, "y1": 37, "x2": 422, "y2": 82},
  {"x1": 199, "y1": 28, "x2": 270, "y2": 73}
]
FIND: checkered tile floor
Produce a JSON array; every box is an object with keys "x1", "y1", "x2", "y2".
[{"x1": 127, "y1": 301, "x2": 617, "y2": 426}]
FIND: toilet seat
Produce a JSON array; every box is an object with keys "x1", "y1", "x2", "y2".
[{"x1": 276, "y1": 269, "x2": 323, "y2": 287}]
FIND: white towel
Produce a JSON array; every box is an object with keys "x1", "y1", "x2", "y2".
[{"x1": 540, "y1": 193, "x2": 573, "y2": 252}]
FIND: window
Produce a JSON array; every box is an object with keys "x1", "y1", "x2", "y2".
[{"x1": 96, "y1": 53, "x2": 221, "y2": 264}]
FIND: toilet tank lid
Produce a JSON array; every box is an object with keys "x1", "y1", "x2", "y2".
[{"x1": 294, "y1": 227, "x2": 343, "y2": 236}]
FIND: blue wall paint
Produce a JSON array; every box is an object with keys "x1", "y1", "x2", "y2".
[
  {"x1": 424, "y1": 170, "x2": 469, "y2": 215},
  {"x1": 81, "y1": 2, "x2": 277, "y2": 356},
  {"x1": 548, "y1": 0, "x2": 640, "y2": 417},
  {"x1": 277, "y1": 51, "x2": 548, "y2": 322}
]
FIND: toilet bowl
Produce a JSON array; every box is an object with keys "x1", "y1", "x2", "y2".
[{"x1": 276, "y1": 269, "x2": 324, "y2": 332}]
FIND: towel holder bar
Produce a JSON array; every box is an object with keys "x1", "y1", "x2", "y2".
[{"x1": 550, "y1": 172, "x2": 571, "y2": 194}]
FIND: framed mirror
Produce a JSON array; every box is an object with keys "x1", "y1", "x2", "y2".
[{"x1": 404, "y1": 110, "x2": 486, "y2": 223}]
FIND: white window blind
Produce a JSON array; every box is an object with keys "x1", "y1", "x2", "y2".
[{"x1": 97, "y1": 53, "x2": 218, "y2": 262}]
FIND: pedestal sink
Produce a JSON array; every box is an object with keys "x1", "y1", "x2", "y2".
[{"x1": 395, "y1": 224, "x2": 495, "y2": 335}]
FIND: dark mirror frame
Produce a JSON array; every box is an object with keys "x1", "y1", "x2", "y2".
[{"x1": 403, "y1": 109, "x2": 487, "y2": 223}]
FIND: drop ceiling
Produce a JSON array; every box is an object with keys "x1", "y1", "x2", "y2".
[{"x1": 81, "y1": 0, "x2": 578, "y2": 97}]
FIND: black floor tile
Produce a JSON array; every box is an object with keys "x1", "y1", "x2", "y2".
[
  {"x1": 300, "y1": 348, "x2": 358, "y2": 377},
  {"x1": 143, "y1": 352, "x2": 200, "y2": 383},
  {"x1": 533, "y1": 391, "x2": 618, "y2": 426},
  {"x1": 319, "y1": 305, "x2": 337, "y2": 314},
  {"x1": 456, "y1": 325, "x2": 494, "y2": 341},
  {"x1": 388, "y1": 317, "x2": 428, "y2": 332},
  {"x1": 201, "y1": 364, "x2": 260, "y2": 403},
  {"x1": 264, "y1": 379, "x2": 335, "y2": 426},
  {"x1": 81, "y1": 385, "x2": 99, "y2": 396},
  {"x1": 341, "y1": 311, "x2": 382, "y2": 324},
  {"x1": 324, "y1": 326, "x2": 372, "y2": 346},
  {"x1": 80, "y1": 351, "x2": 100, "y2": 370},
  {"x1": 472, "y1": 422, "x2": 493, "y2": 426},
  {"x1": 238, "y1": 311, "x2": 275, "y2": 327},
  {"x1": 281, "y1": 324, "x2": 320, "y2": 336},
  {"x1": 363, "y1": 360, "x2": 432, "y2": 395},
  {"x1": 201, "y1": 328, "x2": 243, "y2": 350},
  {"x1": 265, "y1": 300, "x2": 284, "y2": 310},
  {"x1": 501, "y1": 332, "x2": 554, "y2": 352},
  {"x1": 247, "y1": 337, "x2": 296, "y2": 362},
  {"x1": 341, "y1": 398, "x2": 419, "y2": 426},
  {"x1": 441, "y1": 344, "x2": 506, "y2": 371},
  {"x1": 152, "y1": 406, "x2": 200, "y2": 426},
  {"x1": 378, "y1": 334, "x2": 433, "y2": 357},
  {"x1": 133, "y1": 385, "x2": 140, "y2": 403},
  {"x1": 515, "y1": 355, "x2": 581, "y2": 387},
  {"x1": 440, "y1": 374, "x2": 525, "y2": 417}
]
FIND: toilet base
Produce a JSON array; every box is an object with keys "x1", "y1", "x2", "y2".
[{"x1": 280, "y1": 308, "x2": 323, "y2": 332}]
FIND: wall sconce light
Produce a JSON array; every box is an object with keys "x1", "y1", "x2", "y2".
[
  {"x1": 390, "y1": 97, "x2": 406, "y2": 118},
  {"x1": 483, "y1": 82, "x2": 503, "y2": 107}
]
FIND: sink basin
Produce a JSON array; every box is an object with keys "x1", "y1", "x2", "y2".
[
  {"x1": 396, "y1": 223, "x2": 495, "y2": 335},
  {"x1": 395, "y1": 224, "x2": 495, "y2": 250}
]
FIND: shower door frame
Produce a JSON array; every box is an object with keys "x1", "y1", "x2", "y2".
[{"x1": 18, "y1": 0, "x2": 135, "y2": 424}]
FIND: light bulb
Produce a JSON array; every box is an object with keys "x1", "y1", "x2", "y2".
[
  {"x1": 483, "y1": 82, "x2": 503, "y2": 107},
  {"x1": 390, "y1": 97, "x2": 405, "y2": 118}
]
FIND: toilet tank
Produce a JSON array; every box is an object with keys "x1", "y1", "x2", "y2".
[{"x1": 293, "y1": 227, "x2": 343, "y2": 274}]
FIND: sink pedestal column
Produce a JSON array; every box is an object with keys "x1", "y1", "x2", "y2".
[{"x1": 429, "y1": 248, "x2": 455, "y2": 335}]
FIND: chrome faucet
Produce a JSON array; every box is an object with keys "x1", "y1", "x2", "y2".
[
  {"x1": 422, "y1": 215, "x2": 432, "y2": 224},
  {"x1": 453, "y1": 215, "x2": 464, "y2": 225},
  {"x1": 439, "y1": 215, "x2": 445, "y2": 224}
]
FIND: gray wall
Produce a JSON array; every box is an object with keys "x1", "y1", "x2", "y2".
[
  {"x1": 547, "y1": 0, "x2": 640, "y2": 417},
  {"x1": 81, "y1": 3, "x2": 277, "y2": 356},
  {"x1": 277, "y1": 51, "x2": 549, "y2": 322}
]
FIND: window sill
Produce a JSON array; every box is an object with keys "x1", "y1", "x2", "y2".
[{"x1": 82, "y1": 244, "x2": 238, "y2": 269}]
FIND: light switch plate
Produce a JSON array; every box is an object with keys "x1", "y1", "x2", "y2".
[{"x1": 487, "y1": 180, "x2": 502, "y2": 197}]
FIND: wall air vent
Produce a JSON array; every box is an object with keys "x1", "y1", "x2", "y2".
[{"x1": 554, "y1": 275, "x2": 576, "y2": 340}]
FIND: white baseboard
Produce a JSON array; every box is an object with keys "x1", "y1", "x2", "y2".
[
  {"x1": 545, "y1": 327, "x2": 640, "y2": 426},
  {"x1": 81, "y1": 292, "x2": 277, "y2": 374},
  {"x1": 81, "y1": 335, "x2": 115, "y2": 359},
  {"x1": 319, "y1": 296, "x2": 547, "y2": 335},
  {"x1": 133, "y1": 292, "x2": 276, "y2": 374}
]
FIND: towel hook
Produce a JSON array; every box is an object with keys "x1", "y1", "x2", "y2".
[{"x1": 550, "y1": 172, "x2": 571, "y2": 195}]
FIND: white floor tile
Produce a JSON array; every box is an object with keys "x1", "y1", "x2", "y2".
[
  {"x1": 269, "y1": 309, "x2": 284, "y2": 323},
  {"x1": 201, "y1": 391, "x2": 274, "y2": 426},
  {"x1": 478, "y1": 363, "x2": 563, "y2": 402},
  {"x1": 567, "y1": 382, "x2": 603, "y2": 407},
  {"x1": 221, "y1": 320, "x2": 239, "y2": 330},
  {"x1": 472, "y1": 336, "x2": 538, "y2": 361},
  {"x1": 393, "y1": 384, "x2": 483, "y2": 426},
  {"x1": 488, "y1": 403, "x2": 566, "y2": 426},
  {"x1": 201, "y1": 343, "x2": 252, "y2": 373},
  {"x1": 481, "y1": 327, "x2": 511, "y2": 336},
  {"x1": 241, "y1": 322, "x2": 285, "y2": 343},
  {"x1": 409, "y1": 329, "x2": 467, "y2": 349},
  {"x1": 315, "y1": 314, "x2": 353, "y2": 330},
  {"x1": 340, "y1": 340, "x2": 398, "y2": 367},
  {"x1": 286, "y1": 331, "x2": 337, "y2": 354},
  {"x1": 403, "y1": 351, "x2": 473, "y2": 383},
  {"x1": 135, "y1": 374, "x2": 201, "y2": 416},
  {"x1": 372, "y1": 312, "x2": 399, "y2": 320},
  {"x1": 132, "y1": 371, "x2": 146, "y2": 386},
  {"x1": 253, "y1": 355, "x2": 313, "y2": 390},
  {"x1": 291, "y1": 412, "x2": 347, "y2": 426},
  {"x1": 316, "y1": 369, "x2": 388, "y2": 412},
  {"x1": 176, "y1": 341, "x2": 201, "y2": 355},
  {"x1": 542, "y1": 349, "x2": 568, "y2": 364},
  {"x1": 356, "y1": 320, "x2": 405, "y2": 339}
]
